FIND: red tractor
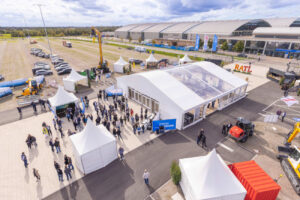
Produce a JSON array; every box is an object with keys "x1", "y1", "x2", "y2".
[{"x1": 228, "y1": 117, "x2": 255, "y2": 143}]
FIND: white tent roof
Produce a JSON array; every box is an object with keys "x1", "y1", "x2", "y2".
[
  {"x1": 179, "y1": 149, "x2": 246, "y2": 200},
  {"x1": 180, "y1": 54, "x2": 192, "y2": 63},
  {"x1": 146, "y1": 54, "x2": 158, "y2": 63},
  {"x1": 114, "y1": 56, "x2": 129, "y2": 66},
  {"x1": 70, "y1": 120, "x2": 116, "y2": 155},
  {"x1": 48, "y1": 86, "x2": 78, "y2": 107},
  {"x1": 63, "y1": 69, "x2": 87, "y2": 82}
]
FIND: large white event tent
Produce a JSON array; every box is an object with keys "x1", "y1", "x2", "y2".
[
  {"x1": 70, "y1": 119, "x2": 118, "y2": 174},
  {"x1": 179, "y1": 149, "x2": 247, "y2": 200},
  {"x1": 179, "y1": 54, "x2": 192, "y2": 65},
  {"x1": 114, "y1": 56, "x2": 129, "y2": 73},
  {"x1": 63, "y1": 69, "x2": 88, "y2": 92},
  {"x1": 48, "y1": 86, "x2": 78, "y2": 115},
  {"x1": 146, "y1": 54, "x2": 158, "y2": 68},
  {"x1": 117, "y1": 61, "x2": 247, "y2": 129}
]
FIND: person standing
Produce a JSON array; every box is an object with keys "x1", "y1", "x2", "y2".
[
  {"x1": 54, "y1": 138, "x2": 61, "y2": 153},
  {"x1": 57, "y1": 168, "x2": 64, "y2": 182},
  {"x1": 54, "y1": 161, "x2": 60, "y2": 171},
  {"x1": 33, "y1": 168, "x2": 40, "y2": 182},
  {"x1": 53, "y1": 118, "x2": 57, "y2": 130},
  {"x1": 32, "y1": 102, "x2": 37, "y2": 114},
  {"x1": 197, "y1": 129, "x2": 204, "y2": 145},
  {"x1": 17, "y1": 107, "x2": 22, "y2": 118},
  {"x1": 49, "y1": 138, "x2": 55, "y2": 152},
  {"x1": 222, "y1": 123, "x2": 227, "y2": 135},
  {"x1": 202, "y1": 135, "x2": 207, "y2": 149},
  {"x1": 47, "y1": 125, "x2": 52, "y2": 137},
  {"x1": 42, "y1": 126, "x2": 49, "y2": 138},
  {"x1": 21, "y1": 152, "x2": 28, "y2": 168},
  {"x1": 282, "y1": 111, "x2": 287, "y2": 122},
  {"x1": 64, "y1": 155, "x2": 69, "y2": 167},
  {"x1": 119, "y1": 147, "x2": 124, "y2": 160},
  {"x1": 67, "y1": 156, "x2": 74, "y2": 171},
  {"x1": 64, "y1": 165, "x2": 72, "y2": 181},
  {"x1": 276, "y1": 110, "x2": 282, "y2": 119},
  {"x1": 58, "y1": 123, "x2": 64, "y2": 138},
  {"x1": 143, "y1": 169, "x2": 150, "y2": 185},
  {"x1": 26, "y1": 134, "x2": 32, "y2": 149}
]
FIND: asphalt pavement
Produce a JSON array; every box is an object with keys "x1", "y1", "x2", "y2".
[{"x1": 44, "y1": 81, "x2": 285, "y2": 200}]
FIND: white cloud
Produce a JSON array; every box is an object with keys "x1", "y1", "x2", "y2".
[{"x1": 0, "y1": 0, "x2": 298, "y2": 26}]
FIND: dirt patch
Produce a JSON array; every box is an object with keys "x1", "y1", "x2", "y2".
[{"x1": 151, "y1": 180, "x2": 184, "y2": 200}]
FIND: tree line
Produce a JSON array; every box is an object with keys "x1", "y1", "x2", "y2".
[{"x1": 0, "y1": 26, "x2": 119, "y2": 37}]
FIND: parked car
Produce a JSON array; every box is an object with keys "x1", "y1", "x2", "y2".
[
  {"x1": 37, "y1": 52, "x2": 45, "y2": 57},
  {"x1": 32, "y1": 63, "x2": 50, "y2": 74},
  {"x1": 43, "y1": 54, "x2": 50, "y2": 59},
  {"x1": 54, "y1": 62, "x2": 68, "y2": 68},
  {"x1": 0, "y1": 74, "x2": 4, "y2": 81},
  {"x1": 52, "y1": 58, "x2": 64, "y2": 65},
  {"x1": 58, "y1": 68, "x2": 71, "y2": 75},
  {"x1": 35, "y1": 69, "x2": 53, "y2": 76},
  {"x1": 158, "y1": 59, "x2": 169, "y2": 64},
  {"x1": 55, "y1": 65, "x2": 70, "y2": 71},
  {"x1": 129, "y1": 58, "x2": 143, "y2": 64},
  {"x1": 237, "y1": 53, "x2": 247, "y2": 58}
]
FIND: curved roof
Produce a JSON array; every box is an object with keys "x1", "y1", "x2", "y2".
[
  {"x1": 143, "y1": 23, "x2": 175, "y2": 33},
  {"x1": 115, "y1": 24, "x2": 139, "y2": 32},
  {"x1": 161, "y1": 22, "x2": 201, "y2": 34},
  {"x1": 185, "y1": 20, "x2": 249, "y2": 36},
  {"x1": 253, "y1": 27, "x2": 300, "y2": 36},
  {"x1": 129, "y1": 23, "x2": 156, "y2": 32},
  {"x1": 264, "y1": 18, "x2": 297, "y2": 27}
]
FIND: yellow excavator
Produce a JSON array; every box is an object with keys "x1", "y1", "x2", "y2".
[
  {"x1": 91, "y1": 27, "x2": 110, "y2": 73},
  {"x1": 278, "y1": 122, "x2": 300, "y2": 195},
  {"x1": 21, "y1": 78, "x2": 43, "y2": 96}
]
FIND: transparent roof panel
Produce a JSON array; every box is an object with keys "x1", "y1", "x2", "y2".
[
  {"x1": 166, "y1": 68, "x2": 221, "y2": 100},
  {"x1": 186, "y1": 65, "x2": 235, "y2": 93}
]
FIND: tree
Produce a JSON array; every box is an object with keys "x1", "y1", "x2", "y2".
[
  {"x1": 152, "y1": 39, "x2": 156, "y2": 44},
  {"x1": 170, "y1": 161, "x2": 181, "y2": 185},
  {"x1": 128, "y1": 35, "x2": 132, "y2": 42},
  {"x1": 138, "y1": 37, "x2": 142, "y2": 44},
  {"x1": 221, "y1": 41, "x2": 228, "y2": 51},
  {"x1": 208, "y1": 39, "x2": 213, "y2": 49},
  {"x1": 199, "y1": 39, "x2": 204, "y2": 48},
  {"x1": 233, "y1": 41, "x2": 244, "y2": 52}
]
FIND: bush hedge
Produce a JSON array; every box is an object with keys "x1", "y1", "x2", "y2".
[{"x1": 170, "y1": 161, "x2": 181, "y2": 185}]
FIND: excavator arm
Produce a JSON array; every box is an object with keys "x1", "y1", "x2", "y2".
[
  {"x1": 287, "y1": 122, "x2": 300, "y2": 144},
  {"x1": 91, "y1": 27, "x2": 103, "y2": 67}
]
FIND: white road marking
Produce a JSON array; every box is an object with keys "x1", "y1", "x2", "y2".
[
  {"x1": 218, "y1": 142, "x2": 234, "y2": 152},
  {"x1": 262, "y1": 99, "x2": 279, "y2": 112}
]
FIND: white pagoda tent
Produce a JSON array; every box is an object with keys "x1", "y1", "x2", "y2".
[
  {"x1": 179, "y1": 54, "x2": 192, "y2": 65},
  {"x1": 70, "y1": 119, "x2": 118, "y2": 174},
  {"x1": 114, "y1": 56, "x2": 129, "y2": 73},
  {"x1": 146, "y1": 54, "x2": 158, "y2": 68},
  {"x1": 48, "y1": 86, "x2": 78, "y2": 111},
  {"x1": 63, "y1": 69, "x2": 88, "y2": 92},
  {"x1": 179, "y1": 149, "x2": 246, "y2": 200}
]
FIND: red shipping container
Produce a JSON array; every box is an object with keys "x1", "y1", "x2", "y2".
[{"x1": 228, "y1": 160, "x2": 281, "y2": 200}]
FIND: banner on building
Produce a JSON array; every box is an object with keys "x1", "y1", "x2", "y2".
[
  {"x1": 194, "y1": 34, "x2": 200, "y2": 51},
  {"x1": 152, "y1": 119, "x2": 176, "y2": 132},
  {"x1": 203, "y1": 35, "x2": 209, "y2": 51},
  {"x1": 212, "y1": 34, "x2": 218, "y2": 52}
]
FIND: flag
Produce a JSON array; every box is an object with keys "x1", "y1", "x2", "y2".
[
  {"x1": 212, "y1": 35, "x2": 218, "y2": 52},
  {"x1": 81, "y1": 97, "x2": 85, "y2": 114},
  {"x1": 203, "y1": 35, "x2": 209, "y2": 51},
  {"x1": 133, "y1": 62, "x2": 135, "y2": 69},
  {"x1": 194, "y1": 34, "x2": 200, "y2": 51}
]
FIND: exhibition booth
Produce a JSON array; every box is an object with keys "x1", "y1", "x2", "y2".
[
  {"x1": 117, "y1": 61, "x2": 247, "y2": 129},
  {"x1": 179, "y1": 54, "x2": 192, "y2": 65},
  {"x1": 48, "y1": 86, "x2": 78, "y2": 117},
  {"x1": 70, "y1": 119, "x2": 118, "y2": 174},
  {"x1": 179, "y1": 149, "x2": 247, "y2": 200},
  {"x1": 145, "y1": 54, "x2": 158, "y2": 69},
  {"x1": 113, "y1": 56, "x2": 129, "y2": 73},
  {"x1": 63, "y1": 69, "x2": 88, "y2": 93}
]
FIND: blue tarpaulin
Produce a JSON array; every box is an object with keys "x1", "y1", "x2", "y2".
[{"x1": 0, "y1": 87, "x2": 12, "y2": 98}]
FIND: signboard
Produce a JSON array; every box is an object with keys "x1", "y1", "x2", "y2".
[
  {"x1": 81, "y1": 97, "x2": 85, "y2": 114},
  {"x1": 212, "y1": 34, "x2": 218, "y2": 52},
  {"x1": 152, "y1": 119, "x2": 176, "y2": 132},
  {"x1": 281, "y1": 96, "x2": 299, "y2": 107},
  {"x1": 234, "y1": 64, "x2": 252, "y2": 73},
  {"x1": 293, "y1": 118, "x2": 300, "y2": 122},
  {"x1": 194, "y1": 34, "x2": 200, "y2": 51},
  {"x1": 264, "y1": 115, "x2": 278, "y2": 123},
  {"x1": 203, "y1": 35, "x2": 209, "y2": 51}
]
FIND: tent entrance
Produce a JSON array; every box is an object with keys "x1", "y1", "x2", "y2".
[{"x1": 183, "y1": 105, "x2": 205, "y2": 128}]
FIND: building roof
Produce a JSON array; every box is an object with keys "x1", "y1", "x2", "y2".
[
  {"x1": 253, "y1": 27, "x2": 300, "y2": 36},
  {"x1": 264, "y1": 17, "x2": 297, "y2": 27},
  {"x1": 115, "y1": 24, "x2": 139, "y2": 32},
  {"x1": 129, "y1": 24, "x2": 156, "y2": 32},
  {"x1": 161, "y1": 22, "x2": 201, "y2": 34},
  {"x1": 185, "y1": 20, "x2": 249, "y2": 36},
  {"x1": 143, "y1": 23, "x2": 175, "y2": 33}
]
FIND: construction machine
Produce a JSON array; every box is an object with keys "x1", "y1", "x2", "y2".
[
  {"x1": 228, "y1": 117, "x2": 255, "y2": 143},
  {"x1": 91, "y1": 27, "x2": 110, "y2": 73},
  {"x1": 20, "y1": 78, "x2": 43, "y2": 96},
  {"x1": 277, "y1": 122, "x2": 300, "y2": 195}
]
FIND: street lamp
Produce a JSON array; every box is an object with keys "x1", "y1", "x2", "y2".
[{"x1": 36, "y1": 4, "x2": 53, "y2": 55}]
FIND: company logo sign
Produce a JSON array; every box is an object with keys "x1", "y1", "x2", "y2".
[{"x1": 234, "y1": 64, "x2": 252, "y2": 73}]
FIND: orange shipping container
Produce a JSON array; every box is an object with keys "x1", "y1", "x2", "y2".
[{"x1": 228, "y1": 160, "x2": 280, "y2": 200}]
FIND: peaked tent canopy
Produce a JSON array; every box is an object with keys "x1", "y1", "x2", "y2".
[
  {"x1": 179, "y1": 149, "x2": 246, "y2": 200},
  {"x1": 179, "y1": 54, "x2": 192, "y2": 64},
  {"x1": 70, "y1": 119, "x2": 118, "y2": 174},
  {"x1": 63, "y1": 69, "x2": 88, "y2": 92},
  {"x1": 114, "y1": 56, "x2": 129, "y2": 73},
  {"x1": 48, "y1": 85, "x2": 78, "y2": 108},
  {"x1": 146, "y1": 54, "x2": 158, "y2": 64}
]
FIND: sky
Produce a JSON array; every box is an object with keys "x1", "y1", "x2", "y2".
[{"x1": 0, "y1": 0, "x2": 299, "y2": 27}]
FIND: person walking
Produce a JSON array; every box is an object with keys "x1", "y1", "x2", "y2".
[
  {"x1": 119, "y1": 147, "x2": 124, "y2": 160},
  {"x1": 58, "y1": 124, "x2": 64, "y2": 138},
  {"x1": 282, "y1": 111, "x2": 287, "y2": 122},
  {"x1": 47, "y1": 125, "x2": 52, "y2": 137},
  {"x1": 142, "y1": 124, "x2": 145, "y2": 134},
  {"x1": 42, "y1": 126, "x2": 49, "y2": 138},
  {"x1": 54, "y1": 138, "x2": 61, "y2": 153},
  {"x1": 17, "y1": 107, "x2": 22, "y2": 118},
  {"x1": 49, "y1": 138, "x2": 55, "y2": 152},
  {"x1": 64, "y1": 155, "x2": 69, "y2": 167},
  {"x1": 57, "y1": 168, "x2": 64, "y2": 182},
  {"x1": 54, "y1": 161, "x2": 60, "y2": 171},
  {"x1": 53, "y1": 118, "x2": 57, "y2": 130},
  {"x1": 67, "y1": 156, "x2": 74, "y2": 171},
  {"x1": 21, "y1": 152, "x2": 28, "y2": 168},
  {"x1": 222, "y1": 123, "x2": 227, "y2": 135},
  {"x1": 276, "y1": 110, "x2": 282, "y2": 119},
  {"x1": 143, "y1": 169, "x2": 150, "y2": 185},
  {"x1": 197, "y1": 129, "x2": 204, "y2": 145},
  {"x1": 117, "y1": 128, "x2": 122, "y2": 140},
  {"x1": 202, "y1": 135, "x2": 207, "y2": 149},
  {"x1": 26, "y1": 134, "x2": 32, "y2": 149},
  {"x1": 33, "y1": 168, "x2": 40, "y2": 182},
  {"x1": 32, "y1": 102, "x2": 37, "y2": 114},
  {"x1": 64, "y1": 165, "x2": 72, "y2": 181}
]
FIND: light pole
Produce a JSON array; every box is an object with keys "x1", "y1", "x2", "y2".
[{"x1": 36, "y1": 4, "x2": 53, "y2": 55}]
